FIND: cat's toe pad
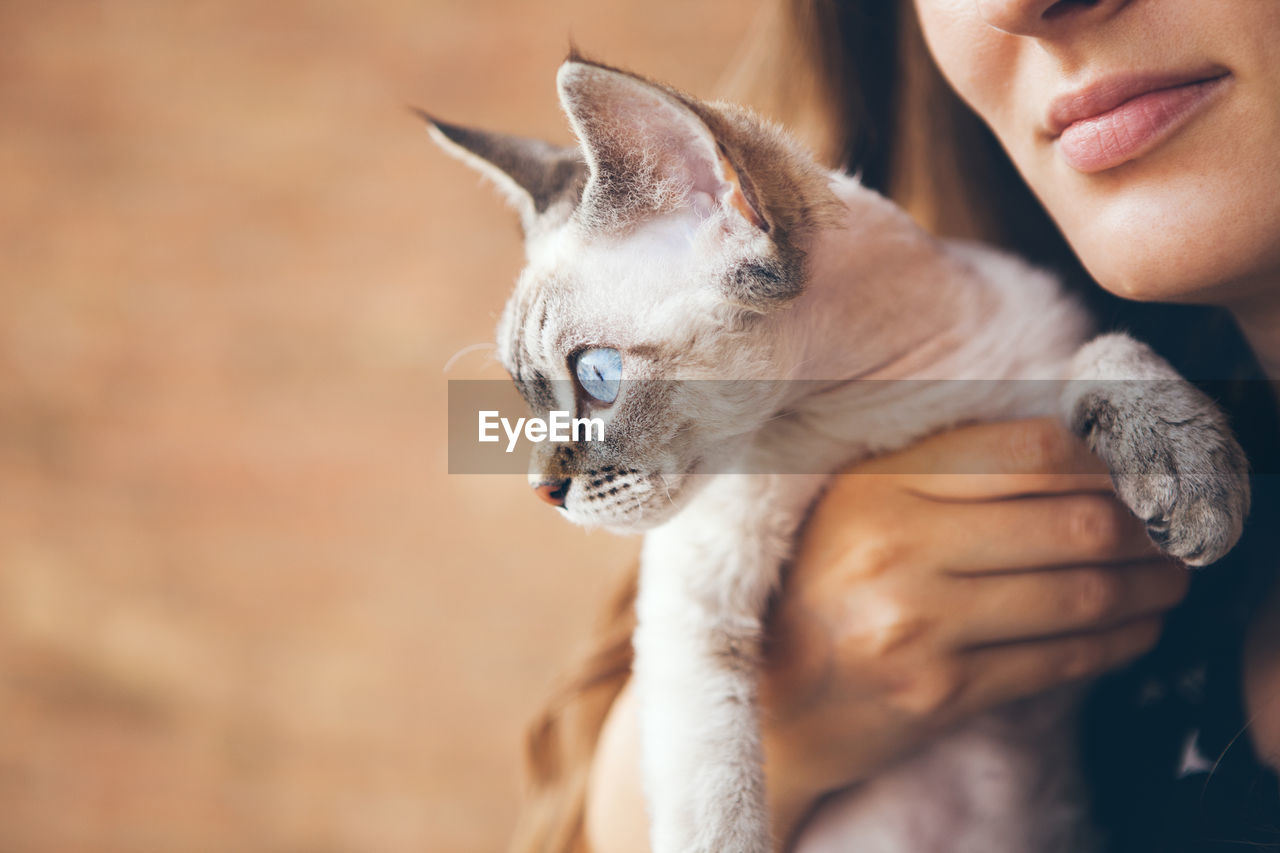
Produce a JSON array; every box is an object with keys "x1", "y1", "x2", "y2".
[
  {"x1": 1121, "y1": 475, "x2": 1243, "y2": 566},
  {"x1": 1068, "y1": 385, "x2": 1250, "y2": 568}
]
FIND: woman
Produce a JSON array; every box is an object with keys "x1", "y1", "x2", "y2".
[{"x1": 509, "y1": 2, "x2": 1280, "y2": 851}]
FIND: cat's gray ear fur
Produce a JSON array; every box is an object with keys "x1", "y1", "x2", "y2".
[
  {"x1": 555, "y1": 59, "x2": 770, "y2": 236},
  {"x1": 419, "y1": 110, "x2": 586, "y2": 233}
]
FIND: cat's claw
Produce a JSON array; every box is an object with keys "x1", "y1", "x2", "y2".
[
  {"x1": 1119, "y1": 471, "x2": 1246, "y2": 566},
  {"x1": 1066, "y1": 381, "x2": 1251, "y2": 567}
]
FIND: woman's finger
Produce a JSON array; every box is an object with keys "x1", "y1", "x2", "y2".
[
  {"x1": 953, "y1": 616, "x2": 1166, "y2": 714},
  {"x1": 939, "y1": 491, "x2": 1163, "y2": 574},
  {"x1": 945, "y1": 559, "x2": 1189, "y2": 648},
  {"x1": 855, "y1": 418, "x2": 1113, "y2": 498}
]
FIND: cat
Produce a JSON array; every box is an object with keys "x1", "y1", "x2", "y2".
[{"x1": 424, "y1": 56, "x2": 1251, "y2": 853}]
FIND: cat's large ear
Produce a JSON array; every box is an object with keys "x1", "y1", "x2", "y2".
[
  {"x1": 555, "y1": 60, "x2": 769, "y2": 234},
  {"x1": 419, "y1": 110, "x2": 586, "y2": 233}
]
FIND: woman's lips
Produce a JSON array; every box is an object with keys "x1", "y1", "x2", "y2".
[{"x1": 1048, "y1": 70, "x2": 1231, "y2": 173}]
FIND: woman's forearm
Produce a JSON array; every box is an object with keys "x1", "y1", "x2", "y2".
[{"x1": 584, "y1": 683, "x2": 651, "y2": 853}]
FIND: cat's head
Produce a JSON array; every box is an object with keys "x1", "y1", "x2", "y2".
[{"x1": 427, "y1": 56, "x2": 838, "y2": 531}]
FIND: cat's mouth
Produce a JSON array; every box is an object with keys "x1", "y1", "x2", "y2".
[{"x1": 556, "y1": 467, "x2": 692, "y2": 531}]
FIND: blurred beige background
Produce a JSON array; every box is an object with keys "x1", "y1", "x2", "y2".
[{"x1": 0, "y1": 2, "x2": 759, "y2": 851}]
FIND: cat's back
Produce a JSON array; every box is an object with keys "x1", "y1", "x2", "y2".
[{"x1": 932, "y1": 237, "x2": 1094, "y2": 383}]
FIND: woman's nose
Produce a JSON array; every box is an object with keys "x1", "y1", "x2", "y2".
[{"x1": 975, "y1": 0, "x2": 1120, "y2": 37}]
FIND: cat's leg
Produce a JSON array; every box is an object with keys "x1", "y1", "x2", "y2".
[
  {"x1": 633, "y1": 560, "x2": 770, "y2": 853},
  {"x1": 635, "y1": 473, "x2": 827, "y2": 853},
  {"x1": 1061, "y1": 332, "x2": 1250, "y2": 565}
]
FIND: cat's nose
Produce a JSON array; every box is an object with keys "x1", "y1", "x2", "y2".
[{"x1": 532, "y1": 478, "x2": 571, "y2": 508}]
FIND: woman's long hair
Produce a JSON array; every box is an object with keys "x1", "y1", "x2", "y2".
[{"x1": 508, "y1": 3, "x2": 1275, "y2": 850}]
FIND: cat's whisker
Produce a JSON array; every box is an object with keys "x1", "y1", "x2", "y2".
[
  {"x1": 443, "y1": 341, "x2": 498, "y2": 374},
  {"x1": 1198, "y1": 684, "x2": 1280, "y2": 804},
  {"x1": 657, "y1": 473, "x2": 675, "y2": 504}
]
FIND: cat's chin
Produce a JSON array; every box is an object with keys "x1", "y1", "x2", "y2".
[
  {"x1": 597, "y1": 517, "x2": 670, "y2": 536},
  {"x1": 561, "y1": 470, "x2": 697, "y2": 533},
  {"x1": 564, "y1": 496, "x2": 684, "y2": 534}
]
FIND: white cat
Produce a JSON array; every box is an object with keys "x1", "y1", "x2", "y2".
[{"x1": 426, "y1": 57, "x2": 1250, "y2": 853}]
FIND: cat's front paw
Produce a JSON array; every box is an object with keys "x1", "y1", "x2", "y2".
[{"x1": 1065, "y1": 378, "x2": 1250, "y2": 566}]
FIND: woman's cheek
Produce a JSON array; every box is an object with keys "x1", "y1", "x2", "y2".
[{"x1": 913, "y1": 0, "x2": 1021, "y2": 125}]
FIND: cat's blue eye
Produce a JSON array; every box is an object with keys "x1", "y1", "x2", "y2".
[{"x1": 575, "y1": 347, "x2": 622, "y2": 404}]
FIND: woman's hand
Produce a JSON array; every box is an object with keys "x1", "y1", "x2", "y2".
[
  {"x1": 583, "y1": 418, "x2": 1189, "y2": 853},
  {"x1": 762, "y1": 418, "x2": 1189, "y2": 844}
]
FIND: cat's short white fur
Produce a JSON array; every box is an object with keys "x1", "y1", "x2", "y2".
[{"x1": 426, "y1": 57, "x2": 1249, "y2": 853}]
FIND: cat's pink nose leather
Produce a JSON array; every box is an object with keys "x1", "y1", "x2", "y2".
[{"x1": 533, "y1": 479, "x2": 570, "y2": 508}]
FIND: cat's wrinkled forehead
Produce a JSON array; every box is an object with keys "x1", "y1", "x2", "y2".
[
  {"x1": 505, "y1": 214, "x2": 725, "y2": 355},
  {"x1": 495, "y1": 270, "x2": 564, "y2": 412}
]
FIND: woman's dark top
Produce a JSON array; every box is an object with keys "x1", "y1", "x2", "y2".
[
  {"x1": 1082, "y1": 475, "x2": 1280, "y2": 852},
  {"x1": 1080, "y1": 304, "x2": 1280, "y2": 852}
]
